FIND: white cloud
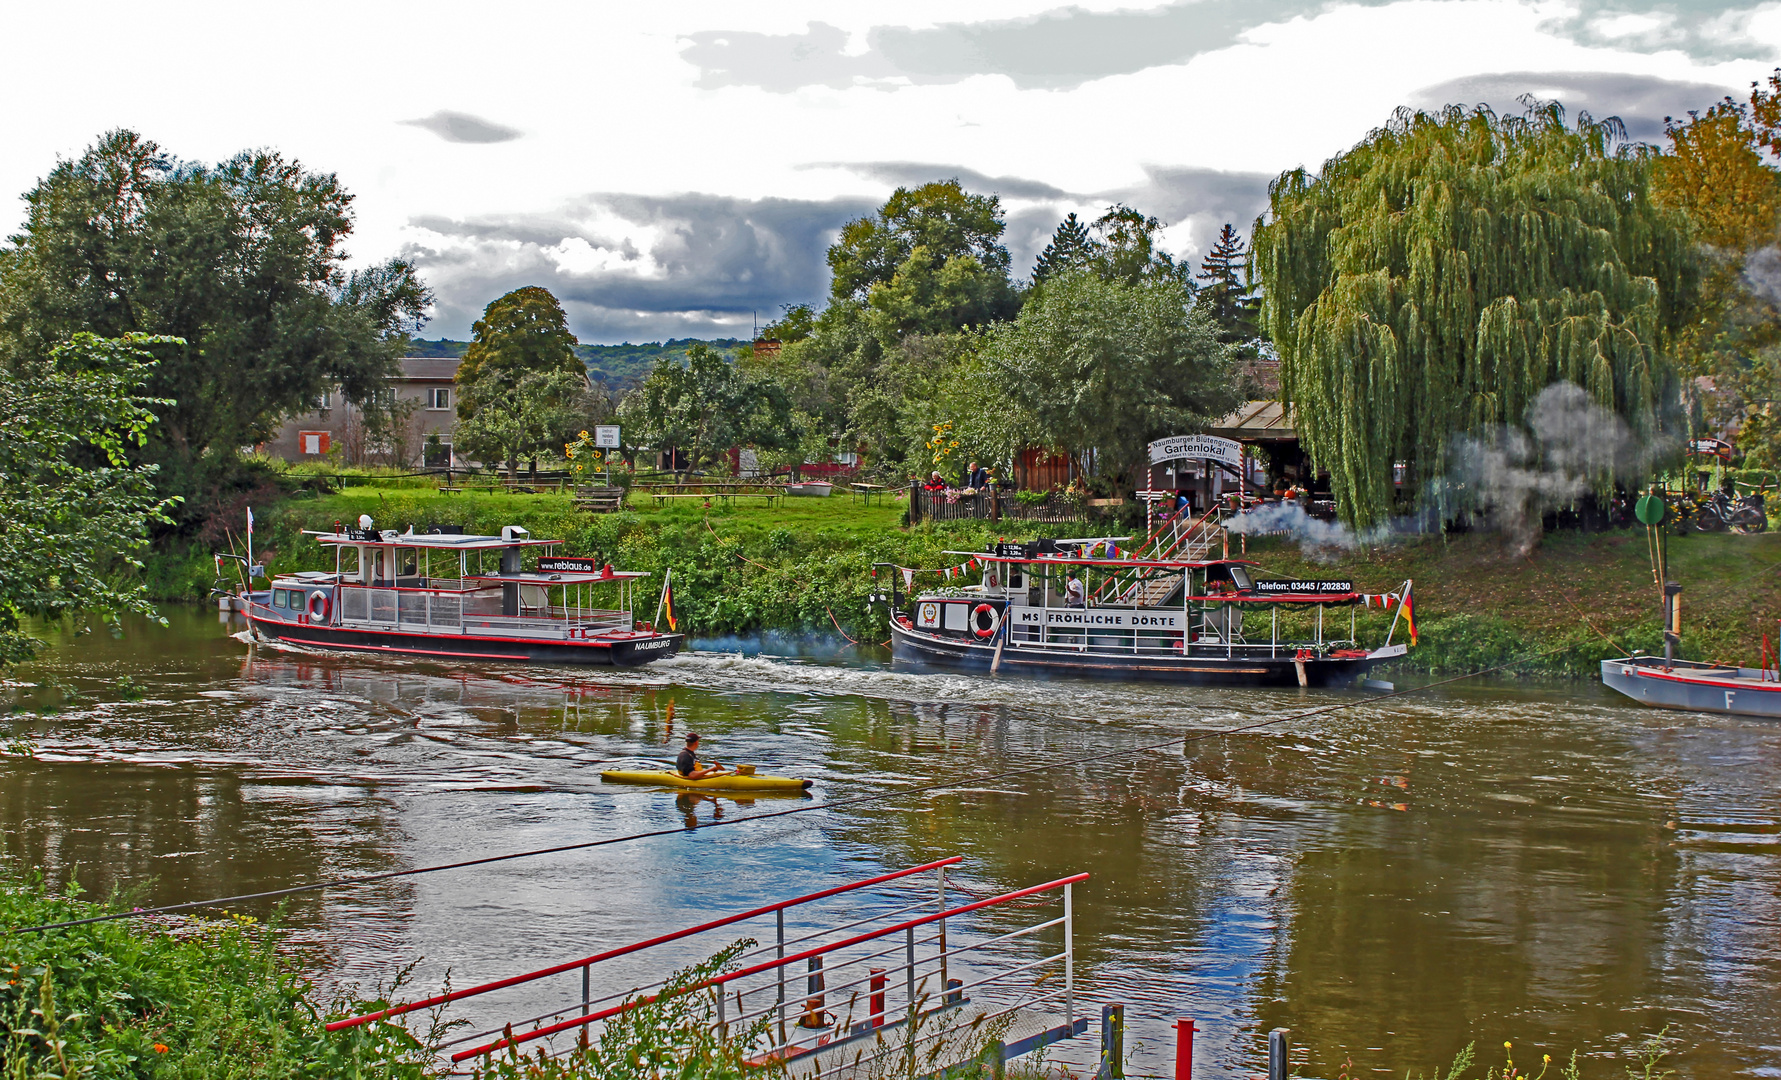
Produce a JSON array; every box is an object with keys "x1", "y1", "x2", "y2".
[{"x1": 0, "y1": 0, "x2": 1769, "y2": 341}]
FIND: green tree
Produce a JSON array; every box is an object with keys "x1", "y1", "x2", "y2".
[
  {"x1": 980, "y1": 269, "x2": 1237, "y2": 493},
  {"x1": 1650, "y1": 73, "x2": 1781, "y2": 455},
  {"x1": 1088, "y1": 204, "x2": 1184, "y2": 286},
  {"x1": 766, "y1": 180, "x2": 1026, "y2": 469},
  {"x1": 618, "y1": 344, "x2": 793, "y2": 471},
  {"x1": 455, "y1": 286, "x2": 584, "y2": 419},
  {"x1": 759, "y1": 303, "x2": 816, "y2": 344},
  {"x1": 1195, "y1": 224, "x2": 1261, "y2": 346},
  {"x1": 828, "y1": 180, "x2": 1013, "y2": 303},
  {"x1": 1031, "y1": 213, "x2": 1094, "y2": 284},
  {"x1": 0, "y1": 130, "x2": 429, "y2": 511},
  {"x1": 0, "y1": 334, "x2": 179, "y2": 666},
  {"x1": 453, "y1": 367, "x2": 589, "y2": 480},
  {"x1": 1252, "y1": 103, "x2": 1698, "y2": 528}
]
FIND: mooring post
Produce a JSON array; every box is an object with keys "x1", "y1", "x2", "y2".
[
  {"x1": 1268, "y1": 1028, "x2": 1289, "y2": 1080},
  {"x1": 981, "y1": 1038, "x2": 1007, "y2": 1080},
  {"x1": 1098, "y1": 1003, "x2": 1125, "y2": 1079},
  {"x1": 869, "y1": 968, "x2": 888, "y2": 1027},
  {"x1": 798, "y1": 955, "x2": 825, "y2": 1029},
  {"x1": 1174, "y1": 1017, "x2": 1197, "y2": 1080},
  {"x1": 776, "y1": 908, "x2": 787, "y2": 1044},
  {"x1": 905, "y1": 925, "x2": 916, "y2": 1014}
]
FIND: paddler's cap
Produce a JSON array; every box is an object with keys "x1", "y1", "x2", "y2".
[{"x1": 685, "y1": 732, "x2": 700, "y2": 744}]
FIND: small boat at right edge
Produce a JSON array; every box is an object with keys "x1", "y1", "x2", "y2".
[{"x1": 1601, "y1": 490, "x2": 1781, "y2": 717}]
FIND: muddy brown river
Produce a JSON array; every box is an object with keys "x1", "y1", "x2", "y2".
[{"x1": 3, "y1": 609, "x2": 1777, "y2": 1077}]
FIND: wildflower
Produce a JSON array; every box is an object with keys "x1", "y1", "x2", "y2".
[{"x1": 153, "y1": 1044, "x2": 169, "y2": 1054}]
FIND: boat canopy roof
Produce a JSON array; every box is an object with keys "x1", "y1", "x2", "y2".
[
  {"x1": 301, "y1": 529, "x2": 562, "y2": 551},
  {"x1": 463, "y1": 570, "x2": 649, "y2": 584},
  {"x1": 944, "y1": 550, "x2": 1260, "y2": 570}
]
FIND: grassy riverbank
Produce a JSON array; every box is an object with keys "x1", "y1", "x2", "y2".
[
  {"x1": 1241, "y1": 527, "x2": 1781, "y2": 675},
  {"x1": 138, "y1": 485, "x2": 1781, "y2": 675},
  {"x1": 0, "y1": 868, "x2": 442, "y2": 1077}
]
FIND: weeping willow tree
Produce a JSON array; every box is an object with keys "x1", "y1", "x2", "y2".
[{"x1": 1252, "y1": 102, "x2": 1698, "y2": 528}]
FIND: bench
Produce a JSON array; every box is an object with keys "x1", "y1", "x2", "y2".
[{"x1": 574, "y1": 486, "x2": 628, "y2": 513}]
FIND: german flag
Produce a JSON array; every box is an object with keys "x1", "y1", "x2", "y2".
[
  {"x1": 1400, "y1": 582, "x2": 1418, "y2": 645},
  {"x1": 664, "y1": 576, "x2": 678, "y2": 632}
]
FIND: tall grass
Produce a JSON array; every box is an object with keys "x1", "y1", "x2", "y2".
[{"x1": 0, "y1": 866, "x2": 449, "y2": 1079}]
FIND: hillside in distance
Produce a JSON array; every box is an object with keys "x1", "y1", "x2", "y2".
[{"x1": 404, "y1": 337, "x2": 748, "y2": 387}]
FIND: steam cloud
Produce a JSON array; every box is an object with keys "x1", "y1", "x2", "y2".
[
  {"x1": 1742, "y1": 245, "x2": 1781, "y2": 309},
  {"x1": 1224, "y1": 381, "x2": 1661, "y2": 559},
  {"x1": 1225, "y1": 501, "x2": 1378, "y2": 561},
  {"x1": 1442, "y1": 381, "x2": 1657, "y2": 555}
]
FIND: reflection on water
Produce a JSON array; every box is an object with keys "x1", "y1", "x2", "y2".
[{"x1": 4, "y1": 610, "x2": 1779, "y2": 1077}]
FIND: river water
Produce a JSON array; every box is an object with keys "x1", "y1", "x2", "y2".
[{"x1": 3, "y1": 609, "x2": 1778, "y2": 1078}]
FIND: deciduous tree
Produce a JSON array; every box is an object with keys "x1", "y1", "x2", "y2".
[
  {"x1": 1252, "y1": 103, "x2": 1697, "y2": 528},
  {"x1": 0, "y1": 334, "x2": 178, "y2": 666},
  {"x1": 0, "y1": 130, "x2": 429, "y2": 513},
  {"x1": 455, "y1": 286, "x2": 584, "y2": 418},
  {"x1": 980, "y1": 269, "x2": 1237, "y2": 492},
  {"x1": 453, "y1": 367, "x2": 589, "y2": 480},
  {"x1": 618, "y1": 344, "x2": 793, "y2": 470}
]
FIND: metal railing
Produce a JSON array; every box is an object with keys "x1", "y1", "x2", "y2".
[{"x1": 328, "y1": 858, "x2": 1089, "y2": 1077}]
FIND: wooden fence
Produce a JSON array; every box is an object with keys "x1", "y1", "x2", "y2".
[{"x1": 909, "y1": 485, "x2": 1086, "y2": 524}]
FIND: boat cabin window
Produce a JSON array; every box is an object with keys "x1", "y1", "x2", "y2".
[
  {"x1": 1229, "y1": 566, "x2": 1254, "y2": 591},
  {"x1": 272, "y1": 589, "x2": 288, "y2": 608}
]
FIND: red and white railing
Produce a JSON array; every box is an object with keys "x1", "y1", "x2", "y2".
[{"x1": 328, "y1": 858, "x2": 1088, "y2": 1076}]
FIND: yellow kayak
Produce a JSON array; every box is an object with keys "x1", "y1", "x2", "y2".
[{"x1": 600, "y1": 769, "x2": 813, "y2": 793}]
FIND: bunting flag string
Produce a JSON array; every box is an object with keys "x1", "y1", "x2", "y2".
[
  {"x1": 892, "y1": 556, "x2": 981, "y2": 581},
  {"x1": 1360, "y1": 586, "x2": 1419, "y2": 644}
]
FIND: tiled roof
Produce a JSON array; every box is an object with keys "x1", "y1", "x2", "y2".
[
  {"x1": 396, "y1": 357, "x2": 462, "y2": 381},
  {"x1": 1206, "y1": 400, "x2": 1297, "y2": 441}
]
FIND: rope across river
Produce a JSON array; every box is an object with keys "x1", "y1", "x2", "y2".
[{"x1": 6, "y1": 646, "x2": 1570, "y2": 936}]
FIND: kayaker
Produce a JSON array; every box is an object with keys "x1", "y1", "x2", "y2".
[{"x1": 676, "y1": 733, "x2": 728, "y2": 781}]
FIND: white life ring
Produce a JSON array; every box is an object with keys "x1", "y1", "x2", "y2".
[
  {"x1": 307, "y1": 591, "x2": 330, "y2": 624},
  {"x1": 971, "y1": 603, "x2": 999, "y2": 639}
]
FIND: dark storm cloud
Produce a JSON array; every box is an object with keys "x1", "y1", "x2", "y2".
[
  {"x1": 683, "y1": 2, "x2": 1772, "y2": 94},
  {"x1": 681, "y1": 5, "x2": 1271, "y2": 92},
  {"x1": 810, "y1": 161, "x2": 1077, "y2": 200},
  {"x1": 1103, "y1": 164, "x2": 1276, "y2": 261},
  {"x1": 400, "y1": 111, "x2": 524, "y2": 144},
  {"x1": 1409, "y1": 71, "x2": 1740, "y2": 142},
  {"x1": 405, "y1": 192, "x2": 876, "y2": 343}
]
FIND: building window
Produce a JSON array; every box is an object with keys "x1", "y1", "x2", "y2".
[
  {"x1": 316, "y1": 391, "x2": 332, "y2": 410},
  {"x1": 423, "y1": 434, "x2": 453, "y2": 468},
  {"x1": 430, "y1": 387, "x2": 451, "y2": 410},
  {"x1": 374, "y1": 387, "x2": 396, "y2": 407}
]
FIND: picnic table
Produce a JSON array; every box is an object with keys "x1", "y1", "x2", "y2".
[
  {"x1": 849, "y1": 482, "x2": 889, "y2": 507},
  {"x1": 651, "y1": 491, "x2": 783, "y2": 508}
]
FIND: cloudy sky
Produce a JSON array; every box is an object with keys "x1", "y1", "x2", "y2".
[{"x1": 2, "y1": 1, "x2": 1775, "y2": 343}]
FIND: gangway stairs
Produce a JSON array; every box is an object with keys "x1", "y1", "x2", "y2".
[{"x1": 1095, "y1": 505, "x2": 1226, "y2": 608}]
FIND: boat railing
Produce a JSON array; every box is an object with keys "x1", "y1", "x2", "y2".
[
  {"x1": 463, "y1": 612, "x2": 632, "y2": 637},
  {"x1": 335, "y1": 584, "x2": 631, "y2": 637}
]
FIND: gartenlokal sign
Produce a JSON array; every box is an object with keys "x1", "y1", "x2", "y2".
[{"x1": 1148, "y1": 434, "x2": 1243, "y2": 468}]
